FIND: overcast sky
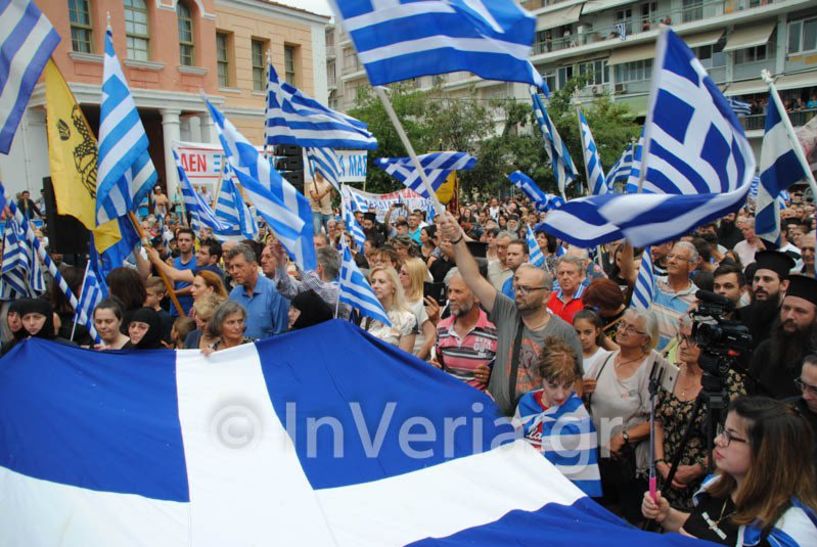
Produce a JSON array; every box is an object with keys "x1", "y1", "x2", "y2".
[{"x1": 276, "y1": 0, "x2": 333, "y2": 18}]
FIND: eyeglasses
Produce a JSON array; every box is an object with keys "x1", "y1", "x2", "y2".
[
  {"x1": 679, "y1": 334, "x2": 698, "y2": 346},
  {"x1": 514, "y1": 285, "x2": 549, "y2": 295},
  {"x1": 794, "y1": 378, "x2": 817, "y2": 396},
  {"x1": 716, "y1": 423, "x2": 748, "y2": 447},
  {"x1": 616, "y1": 322, "x2": 646, "y2": 336}
]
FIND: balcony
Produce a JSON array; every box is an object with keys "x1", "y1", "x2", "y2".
[{"x1": 739, "y1": 108, "x2": 817, "y2": 131}]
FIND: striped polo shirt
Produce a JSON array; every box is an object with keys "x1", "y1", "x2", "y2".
[
  {"x1": 652, "y1": 276, "x2": 698, "y2": 351},
  {"x1": 435, "y1": 310, "x2": 497, "y2": 391}
]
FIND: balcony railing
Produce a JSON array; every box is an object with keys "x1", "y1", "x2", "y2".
[{"x1": 739, "y1": 108, "x2": 816, "y2": 131}]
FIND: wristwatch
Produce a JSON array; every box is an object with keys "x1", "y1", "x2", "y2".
[{"x1": 622, "y1": 430, "x2": 631, "y2": 445}]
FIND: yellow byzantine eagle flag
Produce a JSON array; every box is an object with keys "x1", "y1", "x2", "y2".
[{"x1": 44, "y1": 60, "x2": 121, "y2": 252}]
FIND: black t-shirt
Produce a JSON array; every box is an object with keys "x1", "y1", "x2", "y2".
[{"x1": 683, "y1": 493, "x2": 739, "y2": 545}]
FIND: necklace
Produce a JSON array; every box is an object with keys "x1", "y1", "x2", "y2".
[
  {"x1": 615, "y1": 353, "x2": 644, "y2": 368},
  {"x1": 677, "y1": 364, "x2": 702, "y2": 398},
  {"x1": 702, "y1": 498, "x2": 735, "y2": 540}
]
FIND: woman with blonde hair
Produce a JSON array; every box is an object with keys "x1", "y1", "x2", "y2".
[
  {"x1": 399, "y1": 257, "x2": 437, "y2": 359},
  {"x1": 184, "y1": 294, "x2": 225, "y2": 349},
  {"x1": 364, "y1": 266, "x2": 416, "y2": 353}
]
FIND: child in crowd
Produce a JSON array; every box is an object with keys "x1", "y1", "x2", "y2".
[
  {"x1": 144, "y1": 276, "x2": 173, "y2": 344},
  {"x1": 170, "y1": 316, "x2": 196, "y2": 349},
  {"x1": 573, "y1": 309, "x2": 613, "y2": 376},
  {"x1": 513, "y1": 337, "x2": 602, "y2": 497}
]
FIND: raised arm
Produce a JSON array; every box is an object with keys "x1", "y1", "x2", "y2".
[{"x1": 438, "y1": 213, "x2": 497, "y2": 313}]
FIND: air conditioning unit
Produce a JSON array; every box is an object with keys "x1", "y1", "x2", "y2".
[
  {"x1": 614, "y1": 83, "x2": 628, "y2": 94},
  {"x1": 592, "y1": 85, "x2": 602, "y2": 96}
]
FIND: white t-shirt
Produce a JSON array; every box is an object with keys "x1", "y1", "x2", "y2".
[{"x1": 582, "y1": 346, "x2": 613, "y2": 377}]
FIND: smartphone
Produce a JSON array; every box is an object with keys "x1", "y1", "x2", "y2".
[
  {"x1": 423, "y1": 282, "x2": 447, "y2": 306},
  {"x1": 466, "y1": 241, "x2": 488, "y2": 258},
  {"x1": 650, "y1": 360, "x2": 680, "y2": 394}
]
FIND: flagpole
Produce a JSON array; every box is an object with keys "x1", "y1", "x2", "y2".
[
  {"x1": 762, "y1": 70, "x2": 817, "y2": 198},
  {"x1": 127, "y1": 212, "x2": 185, "y2": 317},
  {"x1": 373, "y1": 86, "x2": 445, "y2": 216},
  {"x1": 69, "y1": 260, "x2": 92, "y2": 342}
]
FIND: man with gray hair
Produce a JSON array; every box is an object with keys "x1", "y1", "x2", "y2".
[
  {"x1": 547, "y1": 255, "x2": 586, "y2": 323},
  {"x1": 225, "y1": 243, "x2": 289, "y2": 339},
  {"x1": 652, "y1": 241, "x2": 699, "y2": 351},
  {"x1": 487, "y1": 230, "x2": 514, "y2": 291},
  {"x1": 268, "y1": 242, "x2": 350, "y2": 319}
]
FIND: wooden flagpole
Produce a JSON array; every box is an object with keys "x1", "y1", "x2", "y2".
[{"x1": 128, "y1": 212, "x2": 185, "y2": 317}]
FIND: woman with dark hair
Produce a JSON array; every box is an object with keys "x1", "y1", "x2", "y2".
[
  {"x1": 93, "y1": 298, "x2": 131, "y2": 350},
  {"x1": 643, "y1": 396, "x2": 817, "y2": 545},
  {"x1": 1, "y1": 300, "x2": 26, "y2": 355},
  {"x1": 50, "y1": 265, "x2": 92, "y2": 346},
  {"x1": 582, "y1": 278, "x2": 628, "y2": 348},
  {"x1": 288, "y1": 290, "x2": 334, "y2": 331},
  {"x1": 107, "y1": 267, "x2": 147, "y2": 330},
  {"x1": 127, "y1": 307, "x2": 165, "y2": 349},
  {"x1": 419, "y1": 225, "x2": 439, "y2": 264}
]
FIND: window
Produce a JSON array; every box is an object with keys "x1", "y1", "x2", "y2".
[
  {"x1": 327, "y1": 59, "x2": 336, "y2": 87},
  {"x1": 788, "y1": 17, "x2": 817, "y2": 54},
  {"x1": 557, "y1": 65, "x2": 573, "y2": 89},
  {"x1": 69, "y1": 0, "x2": 93, "y2": 53},
  {"x1": 734, "y1": 44, "x2": 770, "y2": 64},
  {"x1": 177, "y1": 1, "x2": 194, "y2": 66},
  {"x1": 251, "y1": 39, "x2": 267, "y2": 91},
  {"x1": 614, "y1": 59, "x2": 653, "y2": 82},
  {"x1": 543, "y1": 72, "x2": 556, "y2": 93},
  {"x1": 616, "y1": 9, "x2": 633, "y2": 35},
  {"x1": 124, "y1": 0, "x2": 149, "y2": 61},
  {"x1": 326, "y1": 29, "x2": 335, "y2": 48},
  {"x1": 578, "y1": 59, "x2": 609, "y2": 86},
  {"x1": 695, "y1": 37, "x2": 726, "y2": 69},
  {"x1": 216, "y1": 32, "x2": 230, "y2": 87},
  {"x1": 342, "y1": 47, "x2": 359, "y2": 72},
  {"x1": 682, "y1": 0, "x2": 703, "y2": 23},
  {"x1": 284, "y1": 45, "x2": 297, "y2": 84}
]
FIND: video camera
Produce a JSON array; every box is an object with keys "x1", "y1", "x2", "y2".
[{"x1": 690, "y1": 290, "x2": 752, "y2": 387}]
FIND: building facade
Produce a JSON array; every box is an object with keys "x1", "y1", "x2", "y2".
[{"x1": 1, "y1": 0, "x2": 329, "y2": 198}]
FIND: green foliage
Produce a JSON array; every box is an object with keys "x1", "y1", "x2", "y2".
[{"x1": 349, "y1": 78, "x2": 641, "y2": 198}]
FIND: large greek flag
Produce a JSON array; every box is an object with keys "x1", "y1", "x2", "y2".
[
  {"x1": 508, "y1": 171, "x2": 549, "y2": 210},
  {"x1": 578, "y1": 110, "x2": 608, "y2": 195},
  {"x1": 265, "y1": 63, "x2": 376, "y2": 150},
  {"x1": 630, "y1": 248, "x2": 655, "y2": 311},
  {"x1": 0, "y1": 218, "x2": 44, "y2": 299},
  {"x1": 606, "y1": 143, "x2": 634, "y2": 189},
  {"x1": 329, "y1": 0, "x2": 544, "y2": 88},
  {"x1": 0, "y1": 322, "x2": 704, "y2": 546},
  {"x1": 339, "y1": 243, "x2": 391, "y2": 326},
  {"x1": 542, "y1": 29, "x2": 755, "y2": 248},
  {"x1": 306, "y1": 147, "x2": 342, "y2": 192},
  {"x1": 532, "y1": 90, "x2": 577, "y2": 196},
  {"x1": 0, "y1": 0, "x2": 60, "y2": 154},
  {"x1": 755, "y1": 85, "x2": 815, "y2": 247},
  {"x1": 96, "y1": 26, "x2": 158, "y2": 225},
  {"x1": 376, "y1": 152, "x2": 475, "y2": 199},
  {"x1": 205, "y1": 98, "x2": 315, "y2": 271},
  {"x1": 214, "y1": 168, "x2": 259, "y2": 240}
]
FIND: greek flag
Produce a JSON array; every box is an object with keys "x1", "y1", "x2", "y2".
[
  {"x1": 306, "y1": 147, "x2": 342, "y2": 192},
  {"x1": 508, "y1": 171, "x2": 549, "y2": 210},
  {"x1": 265, "y1": 63, "x2": 376, "y2": 150},
  {"x1": 624, "y1": 133, "x2": 645, "y2": 193},
  {"x1": 174, "y1": 150, "x2": 232, "y2": 237},
  {"x1": 0, "y1": 218, "x2": 44, "y2": 299},
  {"x1": 339, "y1": 243, "x2": 391, "y2": 327},
  {"x1": 73, "y1": 261, "x2": 107, "y2": 343},
  {"x1": 96, "y1": 26, "x2": 158, "y2": 225},
  {"x1": 727, "y1": 97, "x2": 752, "y2": 117},
  {"x1": 215, "y1": 169, "x2": 259, "y2": 240},
  {"x1": 0, "y1": 0, "x2": 60, "y2": 154},
  {"x1": 341, "y1": 187, "x2": 366, "y2": 251},
  {"x1": 578, "y1": 110, "x2": 608, "y2": 195},
  {"x1": 630, "y1": 248, "x2": 655, "y2": 311},
  {"x1": 205, "y1": 98, "x2": 315, "y2": 271},
  {"x1": 329, "y1": 0, "x2": 544, "y2": 88},
  {"x1": 542, "y1": 29, "x2": 755, "y2": 248},
  {"x1": 606, "y1": 143, "x2": 633, "y2": 189},
  {"x1": 526, "y1": 225, "x2": 544, "y2": 268},
  {"x1": 531, "y1": 90, "x2": 577, "y2": 196},
  {"x1": 755, "y1": 85, "x2": 814, "y2": 247},
  {"x1": 376, "y1": 152, "x2": 475, "y2": 199}
]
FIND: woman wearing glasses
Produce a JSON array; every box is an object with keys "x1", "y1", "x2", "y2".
[
  {"x1": 642, "y1": 397, "x2": 817, "y2": 545},
  {"x1": 584, "y1": 308, "x2": 664, "y2": 523},
  {"x1": 652, "y1": 317, "x2": 746, "y2": 512}
]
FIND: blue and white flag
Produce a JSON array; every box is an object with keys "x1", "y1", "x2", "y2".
[
  {"x1": 526, "y1": 225, "x2": 545, "y2": 268},
  {"x1": 306, "y1": 147, "x2": 342, "y2": 192},
  {"x1": 578, "y1": 110, "x2": 608, "y2": 196},
  {"x1": 96, "y1": 26, "x2": 158, "y2": 225},
  {"x1": 0, "y1": 322, "x2": 704, "y2": 545},
  {"x1": 330, "y1": 0, "x2": 544, "y2": 88},
  {"x1": 265, "y1": 63, "x2": 376, "y2": 150},
  {"x1": 0, "y1": 0, "x2": 60, "y2": 154},
  {"x1": 755, "y1": 86, "x2": 814, "y2": 247},
  {"x1": 630, "y1": 248, "x2": 655, "y2": 311},
  {"x1": 376, "y1": 152, "x2": 475, "y2": 199},
  {"x1": 605, "y1": 143, "x2": 634, "y2": 189},
  {"x1": 0, "y1": 218, "x2": 45, "y2": 299},
  {"x1": 341, "y1": 187, "x2": 366, "y2": 251},
  {"x1": 542, "y1": 29, "x2": 755, "y2": 248},
  {"x1": 174, "y1": 150, "x2": 233, "y2": 237},
  {"x1": 531, "y1": 90, "x2": 578, "y2": 196},
  {"x1": 508, "y1": 171, "x2": 549, "y2": 211},
  {"x1": 205, "y1": 98, "x2": 315, "y2": 271},
  {"x1": 73, "y1": 260, "x2": 108, "y2": 343},
  {"x1": 727, "y1": 97, "x2": 751, "y2": 117},
  {"x1": 339, "y1": 243, "x2": 391, "y2": 327},
  {"x1": 214, "y1": 169, "x2": 259, "y2": 241},
  {"x1": 624, "y1": 133, "x2": 645, "y2": 193}
]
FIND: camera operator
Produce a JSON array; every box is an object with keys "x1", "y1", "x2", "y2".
[
  {"x1": 750, "y1": 275, "x2": 817, "y2": 399},
  {"x1": 712, "y1": 263, "x2": 749, "y2": 312},
  {"x1": 642, "y1": 397, "x2": 817, "y2": 545},
  {"x1": 736, "y1": 251, "x2": 795, "y2": 350}
]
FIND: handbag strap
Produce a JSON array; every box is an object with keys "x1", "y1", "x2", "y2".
[{"x1": 507, "y1": 317, "x2": 526, "y2": 408}]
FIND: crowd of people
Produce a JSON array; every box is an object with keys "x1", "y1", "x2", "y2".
[{"x1": 2, "y1": 180, "x2": 817, "y2": 543}]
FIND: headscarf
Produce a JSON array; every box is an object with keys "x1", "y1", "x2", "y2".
[
  {"x1": 128, "y1": 307, "x2": 164, "y2": 349},
  {"x1": 290, "y1": 290, "x2": 334, "y2": 330},
  {"x1": 16, "y1": 298, "x2": 56, "y2": 340},
  {"x1": 7, "y1": 299, "x2": 26, "y2": 340}
]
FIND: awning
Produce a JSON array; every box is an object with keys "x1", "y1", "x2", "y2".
[
  {"x1": 724, "y1": 78, "x2": 766, "y2": 97},
  {"x1": 775, "y1": 70, "x2": 817, "y2": 91},
  {"x1": 723, "y1": 22, "x2": 776, "y2": 53},
  {"x1": 608, "y1": 42, "x2": 656, "y2": 66},
  {"x1": 536, "y1": 3, "x2": 584, "y2": 31},
  {"x1": 582, "y1": 0, "x2": 633, "y2": 15},
  {"x1": 682, "y1": 29, "x2": 725, "y2": 48}
]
